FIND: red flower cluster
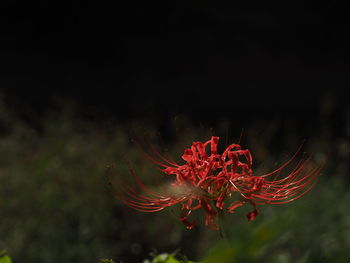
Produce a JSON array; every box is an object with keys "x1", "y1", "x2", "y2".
[{"x1": 111, "y1": 136, "x2": 321, "y2": 230}]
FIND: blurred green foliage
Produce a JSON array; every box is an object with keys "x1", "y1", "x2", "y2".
[
  {"x1": 0, "y1": 109, "x2": 202, "y2": 262},
  {"x1": 0, "y1": 252, "x2": 12, "y2": 263},
  {"x1": 0, "y1": 256, "x2": 12, "y2": 263},
  {"x1": 142, "y1": 253, "x2": 196, "y2": 263},
  {"x1": 1, "y1": 101, "x2": 350, "y2": 262},
  {"x1": 99, "y1": 259, "x2": 117, "y2": 263},
  {"x1": 100, "y1": 252, "x2": 197, "y2": 263}
]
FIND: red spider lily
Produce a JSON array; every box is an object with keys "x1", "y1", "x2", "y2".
[{"x1": 110, "y1": 136, "x2": 321, "y2": 230}]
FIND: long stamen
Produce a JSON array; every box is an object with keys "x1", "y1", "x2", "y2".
[{"x1": 111, "y1": 136, "x2": 321, "y2": 229}]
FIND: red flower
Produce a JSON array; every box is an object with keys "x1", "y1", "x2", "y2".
[{"x1": 110, "y1": 136, "x2": 321, "y2": 230}]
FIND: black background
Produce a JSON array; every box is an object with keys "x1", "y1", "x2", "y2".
[{"x1": 1, "y1": 1, "x2": 349, "y2": 128}]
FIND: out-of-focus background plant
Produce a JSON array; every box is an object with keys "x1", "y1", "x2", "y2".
[
  {"x1": 0, "y1": 250, "x2": 13, "y2": 263},
  {"x1": 1, "y1": 94, "x2": 349, "y2": 262}
]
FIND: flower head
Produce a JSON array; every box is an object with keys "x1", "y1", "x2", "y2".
[{"x1": 111, "y1": 136, "x2": 321, "y2": 230}]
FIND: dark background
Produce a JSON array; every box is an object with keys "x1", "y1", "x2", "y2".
[{"x1": 1, "y1": 1, "x2": 349, "y2": 129}]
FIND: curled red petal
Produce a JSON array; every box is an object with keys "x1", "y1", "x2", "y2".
[
  {"x1": 227, "y1": 200, "x2": 246, "y2": 213},
  {"x1": 246, "y1": 201, "x2": 259, "y2": 221}
]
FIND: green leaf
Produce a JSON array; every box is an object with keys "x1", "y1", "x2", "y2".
[
  {"x1": 151, "y1": 253, "x2": 175, "y2": 263},
  {"x1": 164, "y1": 255, "x2": 180, "y2": 263},
  {"x1": 0, "y1": 255, "x2": 13, "y2": 263},
  {"x1": 142, "y1": 253, "x2": 185, "y2": 263},
  {"x1": 203, "y1": 244, "x2": 236, "y2": 263}
]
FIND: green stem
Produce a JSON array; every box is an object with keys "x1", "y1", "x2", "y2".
[{"x1": 218, "y1": 210, "x2": 230, "y2": 245}]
